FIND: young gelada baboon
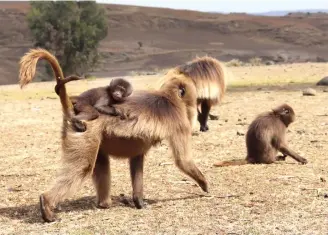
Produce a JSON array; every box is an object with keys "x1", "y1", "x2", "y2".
[
  {"x1": 19, "y1": 48, "x2": 208, "y2": 223},
  {"x1": 55, "y1": 76, "x2": 133, "y2": 132},
  {"x1": 213, "y1": 104, "x2": 308, "y2": 167},
  {"x1": 158, "y1": 56, "x2": 231, "y2": 132}
]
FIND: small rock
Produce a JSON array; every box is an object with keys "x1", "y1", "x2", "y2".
[
  {"x1": 265, "y1": 60, "x2": 275, "y2": 65},
  {"x1": 316, "y1": 76, "x2": 328, "y2": 86},
  {"x1": 302, "y1": 88, "x2": 316, "y2": 96},
  {"x1": 237, "y1": 131, "x2": 245, "y2": 136},
  {"x1": 323, "y1": 88, "x2": 328, "y2": 92}
]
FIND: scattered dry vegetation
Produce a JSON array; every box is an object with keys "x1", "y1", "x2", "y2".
[{"x1": 0, "y1": 63, "x2": 327, "y2": 234}]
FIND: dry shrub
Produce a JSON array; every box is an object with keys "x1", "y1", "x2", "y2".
[
  {"x1": 249, "y1": 57, "x2": 263, "y2": 66},
  {"x1": 226, "y1": 59, "x2": 244, "y2": 67}
]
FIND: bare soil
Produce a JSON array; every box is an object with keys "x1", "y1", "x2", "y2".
[{"x1": 0, "y1": 64, "x2": 328, "y2": 234}]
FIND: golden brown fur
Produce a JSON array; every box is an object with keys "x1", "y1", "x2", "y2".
[
  {"x1": 214, "y1": 104, "x2": 308, "y2": 167},
  {"x1": 19, "y1": 48, "x2": 208, "y2": 223},
  {"x1": 158, "y1": 56, "x2": 228, "y2": 132}
]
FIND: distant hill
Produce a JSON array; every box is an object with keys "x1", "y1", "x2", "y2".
[
  {"x1": 0, "y1": 2, "x2": 327, "y2": 85},
  {"x1": 254, "y1": 9, "x2": 328, "y2": 16}
]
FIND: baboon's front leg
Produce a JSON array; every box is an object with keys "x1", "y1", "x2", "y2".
[
  {"x1": 169, "y1": 135, "x2": 209, "y2": 192},
  {"x1": 129, "y1": 154, "x2": 144, "y2": 209},
  {"x1": 279, "y1": 143, "x2": 308, "y2": 164},
  {"x1": 93, "y1": 151, "x2": 111, "y2": 208}
]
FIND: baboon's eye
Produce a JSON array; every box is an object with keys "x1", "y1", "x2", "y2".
[{"x1": 179, "y1": 87, "x2": 186, "y2": 97}]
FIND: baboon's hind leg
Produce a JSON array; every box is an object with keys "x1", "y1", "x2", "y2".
[
  {"x1": 40, "y1": 138, "x2": 100, "y2": 223},
  {"x1": 130, "y1": 154, "x2": 145, "y2": 209},
  {"x1": 93, "y1": 151, "x2": 111, "y2": 209}
]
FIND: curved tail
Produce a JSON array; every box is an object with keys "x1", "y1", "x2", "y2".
[
  {"x1": 213, "y1": 159, "x2": 248, "y2": 167},
  {"x1": 19, "y1": 48, "x2": 73, "y2": 119}
]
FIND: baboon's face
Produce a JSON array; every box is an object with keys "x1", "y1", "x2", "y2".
[{"x1": 274, "y1": 104, "x2": 295, "y2": 126}]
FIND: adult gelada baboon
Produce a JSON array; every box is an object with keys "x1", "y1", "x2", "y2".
[
  {"x1": 213, "y1": 104, "x2": 308, "y2": 167},
  {"x1": 19, "y1": 48, "x2": 208, "y2": 223},
  {"x1": 158, "y1": 56, "x2": 229, "y2": 132}
]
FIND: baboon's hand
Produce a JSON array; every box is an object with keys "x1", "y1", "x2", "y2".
[
  {"x1": 199, "y1": 180, "x2": 209, "y2": 193},
  {"x1": 71, "y1": 119, "x2": 87, "y2": 132},
  {"x1": 299, "y1": 157, "x2": 308, "y2": 165}
]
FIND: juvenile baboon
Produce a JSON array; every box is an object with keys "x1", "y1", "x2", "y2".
[
  {"x1": 158, "y1": 56, "x2": 229, "y2": 132},
  {"x1": 19, "y1": 48, "x2": 208, "y2": 223},
  {"x1": 56, "y1": 76, "x2": 133, "y2": 132},
  {"x1": 213, "y1": 104, "x2": 308, "y2": 167}
]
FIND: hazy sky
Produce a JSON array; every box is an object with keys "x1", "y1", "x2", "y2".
[{"x1": 98, "y1": 0, "x2": 327, "y2": 13}]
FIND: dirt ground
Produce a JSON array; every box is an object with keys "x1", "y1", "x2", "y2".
[{"x1": 0, "y1": 64, "x2": 328, "y2": 234}]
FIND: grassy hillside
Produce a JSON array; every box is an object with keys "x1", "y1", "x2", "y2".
[{"x1": 0, "y1": 2, "x2": 327, "y2": 85}]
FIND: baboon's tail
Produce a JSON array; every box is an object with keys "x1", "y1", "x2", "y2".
[
  {"x1": 213, "y1": 159, "x2": 248, "y2": 167},
  {"x1": 19, "y1": 48, "x2": 73, "y2": 119}
]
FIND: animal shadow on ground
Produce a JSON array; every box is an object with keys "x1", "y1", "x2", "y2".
[{"x1": 0, "y1": 194, "x2": 202, "y2": 224}]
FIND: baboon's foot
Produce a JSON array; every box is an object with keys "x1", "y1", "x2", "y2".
[
  {"x1": 200, "y1": 124, "x2": 209, "y2": 132},
  {"x1": 40, "y1": 194, "x2": 57, "y2": 223},
  {"x1": 133, "y1": 196, "x2": 145, "y2": 209},
  {"x1": 96, "y1": 199, "x2": 112, "y2": 209}
]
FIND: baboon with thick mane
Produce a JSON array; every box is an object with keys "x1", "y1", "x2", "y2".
[
  {"x1": 19, "y1": 48, "x2": 208, "y2": 223},
  {"x1": 158, "y1": 56, "x2": 228, "y2": 132},
  {"x1": 55, "y1": 76, "x2": 133, "y2": 132},
  {"x1": 213, "y1": 104, "x2": 308, "y2": 167}
]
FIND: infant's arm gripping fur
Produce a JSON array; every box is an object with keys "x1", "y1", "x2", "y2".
[
  {"x1": 19, "y1": 48, "x2": 73, "y2": 119},
  {"x1": 55, "y1": 75, "x2": 84, "y2": 95}
]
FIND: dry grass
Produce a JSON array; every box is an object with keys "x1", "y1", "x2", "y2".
[{"x1": 0, "y1": 63, "x2": 328, "y2": 234}]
